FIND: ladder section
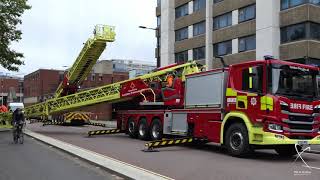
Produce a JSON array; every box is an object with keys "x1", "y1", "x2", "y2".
[
  {"x1": 55, "y1": 25, "x2": 116, "y2": 98},
  {"x1": 25, "y1": 61, "x2": 202, "y2": 117}
]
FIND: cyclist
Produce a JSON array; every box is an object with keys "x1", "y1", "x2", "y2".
[{"x1": 12, "y1": 108, "x2": 25, "y2": 143}]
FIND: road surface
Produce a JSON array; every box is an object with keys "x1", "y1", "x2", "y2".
[
  {"x1": 27, "y1": 122, "x2": 320, "y2": 180},
  {"x1": 0, "y1": 131, "x2": 124, "y2": 180}
]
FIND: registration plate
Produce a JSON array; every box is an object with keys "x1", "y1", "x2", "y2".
[{"x1": 297, "y1": 140, "x2": 309, "y2": 145}]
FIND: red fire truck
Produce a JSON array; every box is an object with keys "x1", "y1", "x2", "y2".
[{"x1": 115, "y1": 57, "x2": 320, "y2": 157}]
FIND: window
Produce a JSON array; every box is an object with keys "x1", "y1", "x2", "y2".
[
  {"x1": 281, "y1": 0, "x2": 320, "y2": 10},
  {"x1": 239, "y1": 35, "x2": 256, "y2": 52},
  {"x1": 194, "y1": 0, "x2": 206, "y2": 12},
  {"x1": 310, "y1": 23, "x2": 320, "y2": 40},
  {"x1": 281, "y1": 0, "x2": 304, "y2": 10},
  {"x1": 281, "y1": 22, "x2": 320, "y2": 43},
  {"x1": 213, "y1": 12, "x2": 232, "y2": 30},
  {"x1": 175, "y1": 4, "x2": 188, "y2": 19},
  {"x1": 242, "y1": 66, "x2": 263, "y2": 93},
  {"x1": 91, "y1": 74, "x2": 95, "y2": 81},
  {"x1": 175, "y1": 27, "x2": 188, "y2": 41},
  {"x1": 281, "y1": 23, "x2": 306, "y2": 43},
  {"x1": 157, "y1": 16, "x2": 161, "y2": 27},
  {"x1": 239, "y1": 4, "x2": 256, "y2": 23},
  {"x1": 290, "y1": 57, "x2": 320, "y2": 66},
  {"x1": 175, "y1": 51, "x2": 188, "y2": 63},
  {"x1": 193, "y1": 21, "x2": 205, "y2": 36},
  {"x1": 214, "y1": 40, "x2": 232, "y2": 56},
  {"x1": 310, "y1": 0, "x2": 320, "y2": 5},
  {"x1": 214, "y1": 0, "x2": 224, "y2": 3},
  {"x1": 193, "y1": 46, "x2": 205, "y2": 60}
]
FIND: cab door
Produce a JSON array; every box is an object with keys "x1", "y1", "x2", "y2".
[{"x1": 232, "y1": 63, "x2": 267, "y2": 123}]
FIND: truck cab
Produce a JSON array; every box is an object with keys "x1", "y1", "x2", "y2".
[{"x1": 224, "y1": 59, "x2": 320, "y2": 156}]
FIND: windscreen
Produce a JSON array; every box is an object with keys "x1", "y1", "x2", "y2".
[{"x1": 269, "y1": 64, "x2": 318, "y2": 99}]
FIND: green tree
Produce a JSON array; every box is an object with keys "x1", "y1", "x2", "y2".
[{"x1": 0, "y1": 0, "x2": 31, "y2": 71}]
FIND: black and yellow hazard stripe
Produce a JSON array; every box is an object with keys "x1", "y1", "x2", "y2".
[
  {"x1": 87, "y1": 129, "x2": 122, "y2": 136},
  {"x1": 64, "y1": 112, "x2": 90, "y2": 122},
  {"x1": 43, "y1": 121, "x2": 65, "y2": 126},
  {"x1": 87, "y1": 122, "x2": 106, "y2": 127},
  {"x1": 145, "y1": 137, "x2": 194, "y2": 150}
]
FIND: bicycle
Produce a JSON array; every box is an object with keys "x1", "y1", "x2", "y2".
[{"x1": 13, "y1": 121, "x2": 25, "y2": 144}]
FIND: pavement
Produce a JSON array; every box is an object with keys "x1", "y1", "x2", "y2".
[
  {"x1": 0, "y1": 131, "x2": 123, "y2": 180},
  {"x1": 26, "y1": 122, "x2": 320, "y2": 180}
]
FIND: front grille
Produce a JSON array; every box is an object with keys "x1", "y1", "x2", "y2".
[
  {"x1": 284, "y1": 115, "x2": 315, "y2": 132},
  {"x1": 288, "y1": 124, "x2": 313, "y2": 131},
  {"x1": 288, "y1": 115, "x2": 314, "y2": 122}
]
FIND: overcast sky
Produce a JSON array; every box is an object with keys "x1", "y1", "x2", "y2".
[{"x1": 2, "y1": 0, "x2": 157, "y2": 76}]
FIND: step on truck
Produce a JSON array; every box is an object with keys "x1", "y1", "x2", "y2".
[{"x1": 116, "y1": 57, "x2": 320, "y2": 157}]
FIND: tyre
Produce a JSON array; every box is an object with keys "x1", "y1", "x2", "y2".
[
  {"x1": 225, "y1": 123, "x2": 252, "y2": 157},
  {"x1": 13, "y1": 133, "x2": 18, "y2": 144},
  {"x1": 275, "y1": 145, "x2": 300, "y2": 157},
  {"x1": 12, "y1": 129, "x2": 18, "y2": 144},
  {"x1": 127, "y1": 118, "x2": 137, "y2": 138},
  {"x1": 19, "y1": 132, "x2": 24, "y2": 144},
  {"x1": 149, "y1": 119, "x2": 163, "y2": 140},
  {"x1": 138, "y1": 118, "x2": 149, "y2": 140}
]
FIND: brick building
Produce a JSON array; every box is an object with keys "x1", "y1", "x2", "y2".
[
  {"x1": 23, "y1": 69, "x2": 64, "y2": 103},
  {"x1": 0, "y1": 76, "x2": 23, "y2": 105},
  {"x1": 24, "y1": 69, "x2": 128, "y2": 120}
]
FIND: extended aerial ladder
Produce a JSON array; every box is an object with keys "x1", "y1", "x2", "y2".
[
  {"x1": 0, "y1": 25, "x2": 115, "y2": 128},
  {"x1": 25, "y1": 61, "x2": 202, "y2": 118},
  {"x1": 55, "y1": 25, "x2": 116, "y2": 98}
]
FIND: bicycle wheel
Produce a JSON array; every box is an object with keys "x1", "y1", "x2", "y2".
[
  {"x1": 13, "y1": 130, "x2": 18, "y2": 144},
  {"x1": 19, "y1": 132, "x2": 24, "y2": 144}
]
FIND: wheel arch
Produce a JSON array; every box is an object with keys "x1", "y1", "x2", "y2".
[
  {"x1": 137, "y1": 116, "x2": 148, "y2": 128},
  {"x1": 220, "y1": 111, "x2": 253, "y2": 144}
]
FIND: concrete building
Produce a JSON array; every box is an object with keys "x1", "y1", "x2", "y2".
[
  {"x1": 156, "y1": 0, "x2": 320, "y2": 68},
  {"x1": 96, "y1": 59, "x2": 156, "y2": 78},
  {"x1": 0, "y1": 76, "x2": 23, "y2": 105}
]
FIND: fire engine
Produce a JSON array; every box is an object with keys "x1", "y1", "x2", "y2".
[
  {"x1": 112, "y1": 57, "x2": 320, "y2": 156},
  {"x1": 24, "y1": 25, "x2": 320, "y2": 157}
]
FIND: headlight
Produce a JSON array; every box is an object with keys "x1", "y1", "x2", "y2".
[
  {"x1": 280, "y1": 101, "x2": 289, "y2": 112},
  {"x1": 268, "y1": 123, "x2": 283, "y2": 133},
  {"x1": 280, "y1": 101, "x2": 288, "y2": 106},
  {"x1": 314, "y1": 105, "x2": 320, "y2": 113}
]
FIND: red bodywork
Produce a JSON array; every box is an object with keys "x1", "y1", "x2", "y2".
[
  {"x1": 116, "y1": 60, "x2": 320, "y2": 142},
  {"x1": 60, "y1": 76, "x2": 78, "y2": 96}
]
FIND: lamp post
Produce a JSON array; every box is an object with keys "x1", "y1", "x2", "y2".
[{"x1": 138, "y1": 26, "x2": 160, "y2": 68}]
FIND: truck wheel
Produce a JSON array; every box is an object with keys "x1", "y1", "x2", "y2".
[
  {"x1": 225, "y1": 123, "x2": 252, "y2": 157},
  {"x1": 127, "y1": 118, "x2": 137, "y2": 138},
  {"x1": 150, "y1": 119, "x2": 163, "y2": 140},
  {"x1": 275, "y1": 145, "x2": 300, "y2": 157},
  {"x1": 138, "y1": 118, "x2": 149, "y2": 140}
]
